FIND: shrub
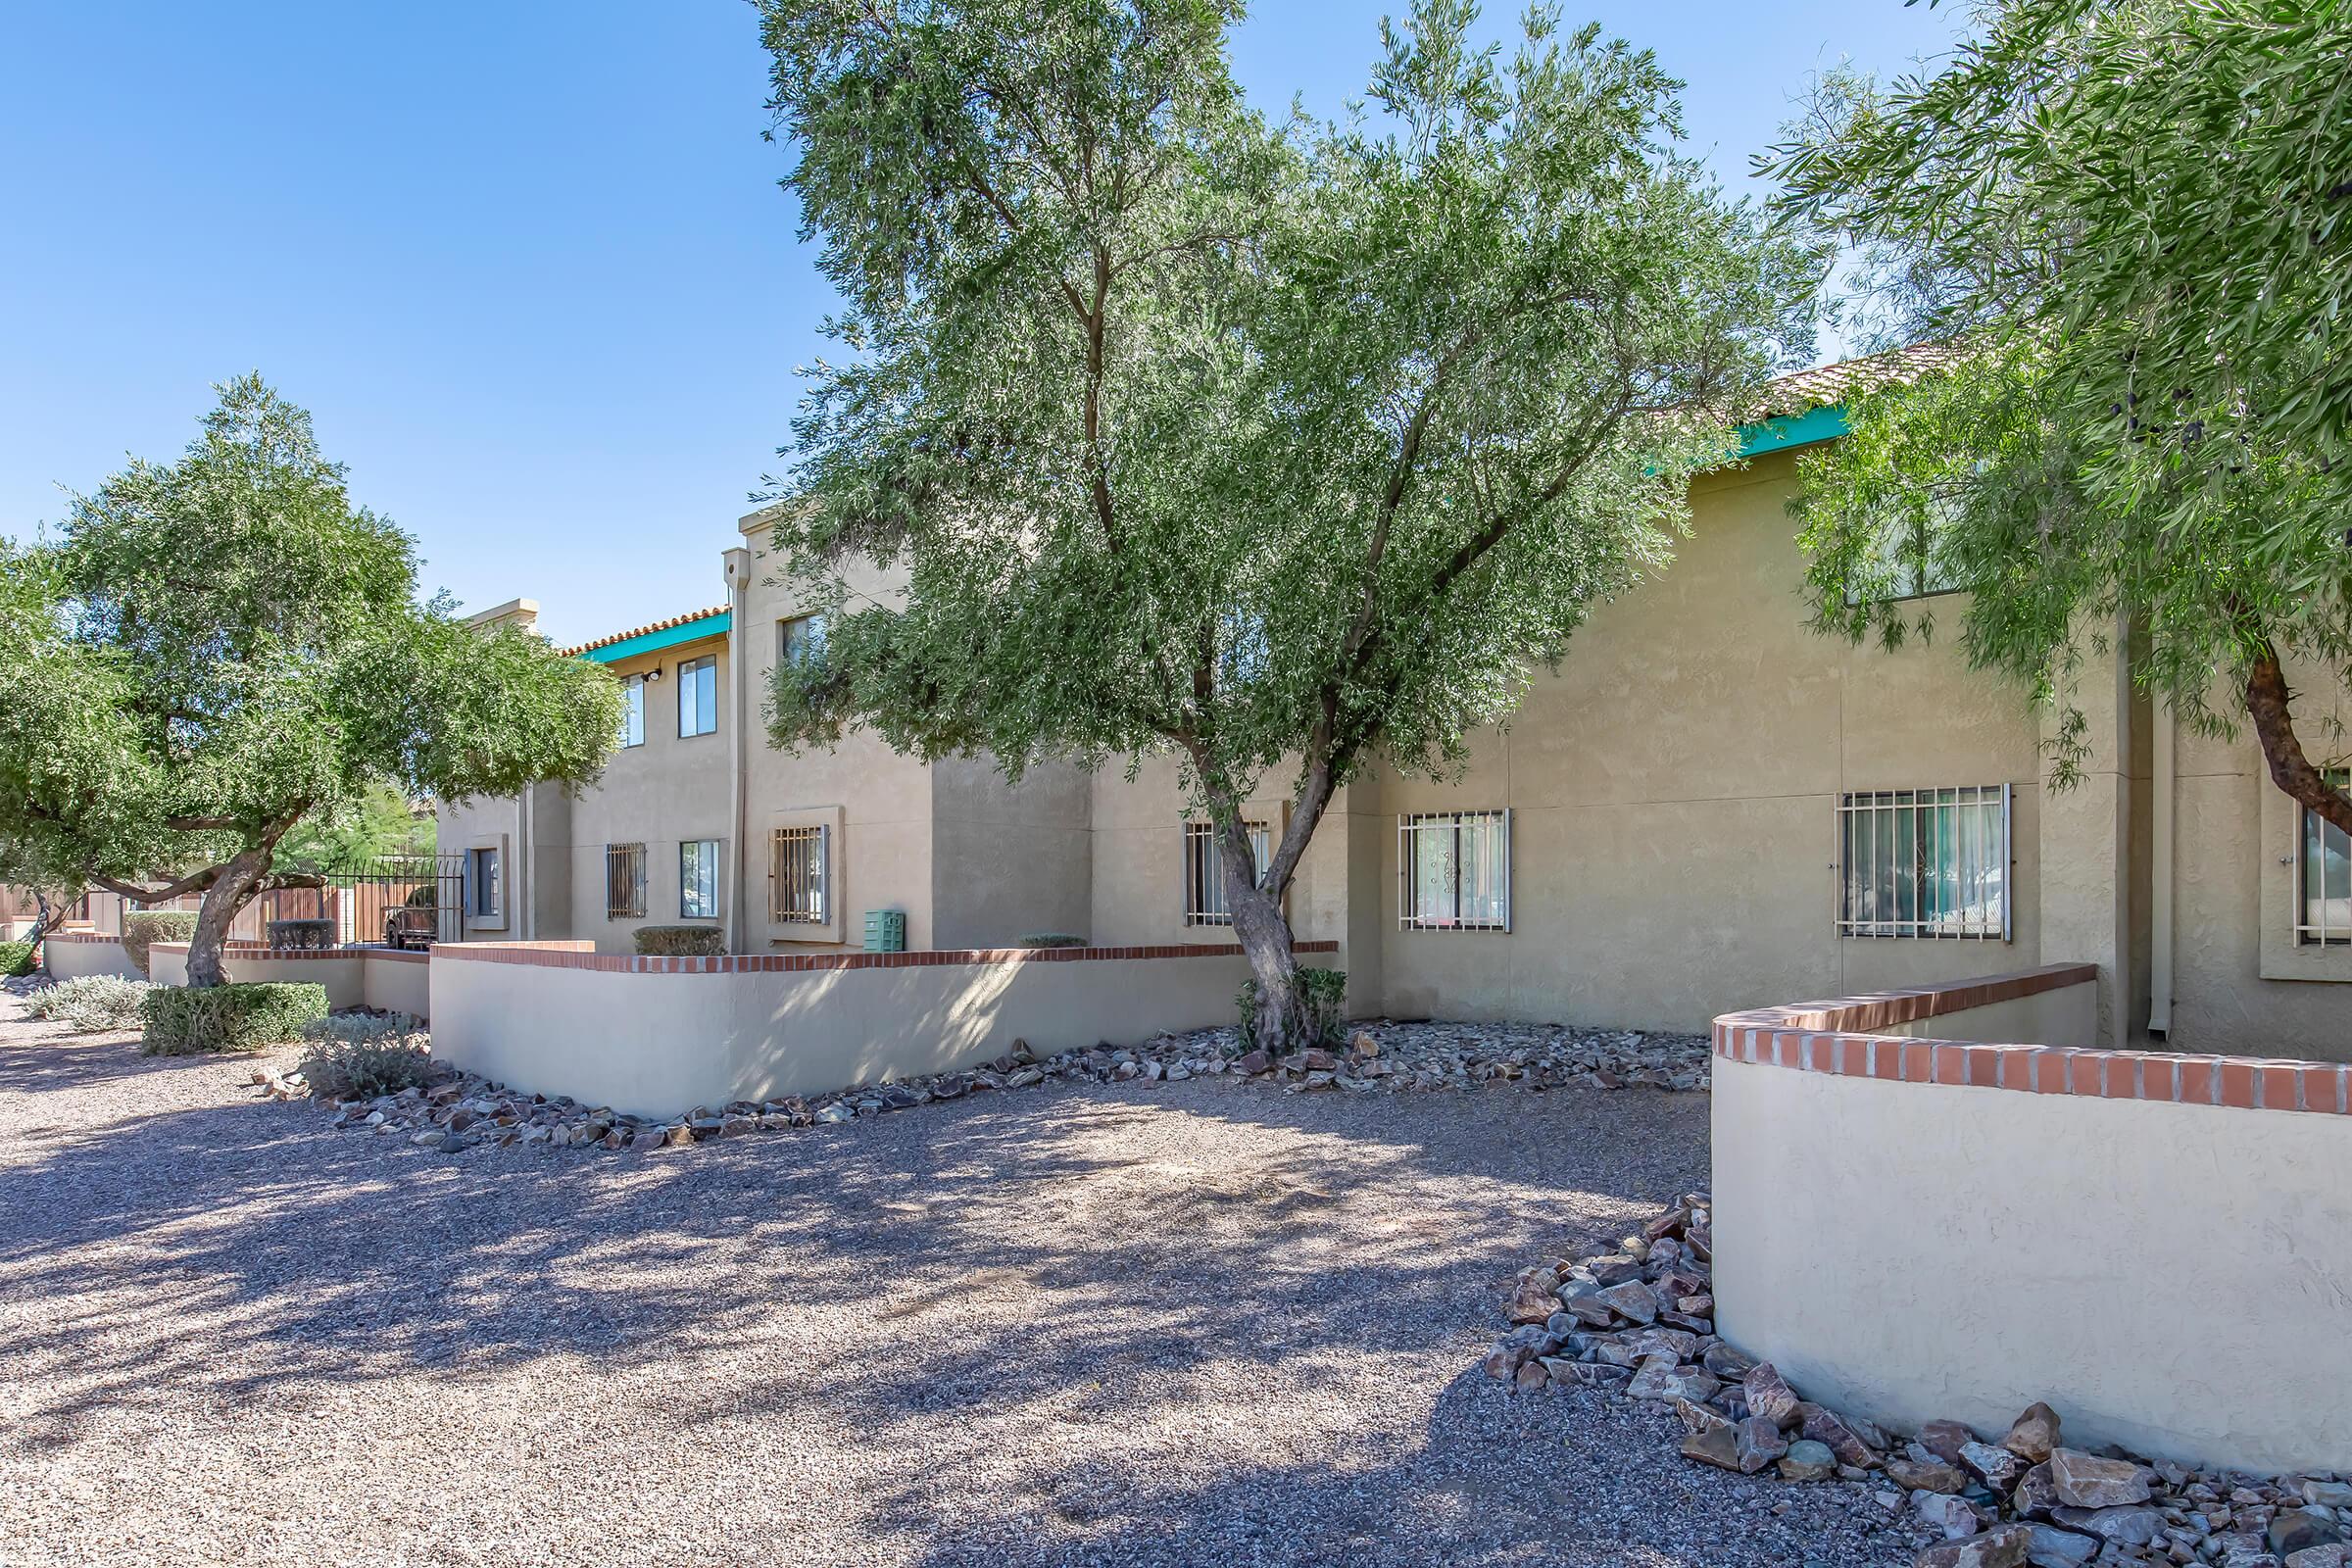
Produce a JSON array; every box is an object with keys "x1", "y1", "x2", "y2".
[
  {"x1": 1015, "y1": 932, "x2": 1089, "y2": 949},
  {"x1": 296, "y1": 1014, "x2": 434, "y2": 1099},
  {"x1": 0, "y1": 941, "x2": 33, "y2": 977},
  {"x1": 634, "y1": 924, "x2": 726, "y2": 957},
  {"x1": 141, "y1": 982, "x2": 329, "y2": 1055},
  {"x1": 121, "y1": 911, "x2": 201, "y2": 977},
  {"x1": 1235, "y1": 966, "x2": 1349, "y2": 1054},
  {"x1": 24, "y1": 974, "x2": 156, "y2": 1032}
]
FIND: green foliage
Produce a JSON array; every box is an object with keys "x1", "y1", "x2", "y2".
[
  {"x1": 120, "y1": 911, "x2": 200, "y2": 977},
  {"x1": 1236, "y1": 967, "x2": 1348, "y2": 1054},
  {"x1": 141, "y1": 981, "x2": 329, "y2": 1055},
  {"x1": 633, "y1": 924, "x2": 726, "y2": 957},
  {"x1": 296, "y1": 1014, "x2": 434, "y2": 1099},
  {"x1": 24, "y1": 974, "x2": 158, "y2": 1032},
  {"x1": 757, "y1": 0, "x2": 1814, "y2": 1041},
  {"x1": 0, "y1": 941, "x2": 32, "y2": 977},
  {"x1": 1766, "y1": 4, "x2": 2352, "y2": 805},
  {"x1": 1015, "y1": 933, "x2": 1089, "y2": 949},
  {"x1": 0, "y1": 375, "x2": 622, "y2": 986},
  {"x1": 274, "y1": 782, "x2": 434, "y2": 872}
]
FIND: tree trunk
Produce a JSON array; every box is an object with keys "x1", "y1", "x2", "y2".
[
  {"x1": 1226, "y1": 855, "x2": 1303, "y2": 1054},
  {"x1": 185, "y1": 843, "x2": 273, "y2": 988},
  {"x1": 2245, "y1": 640, "x2": 2352, "y2": 836}
]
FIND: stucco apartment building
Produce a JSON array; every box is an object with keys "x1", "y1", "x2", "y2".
[{"x1": 440, "y1": 355, "x2": 2352, "y2": 1060}]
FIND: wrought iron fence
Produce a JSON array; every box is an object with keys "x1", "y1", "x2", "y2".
[{"x1": 243, "y1": 855, "x2": 467, "y2": 948}]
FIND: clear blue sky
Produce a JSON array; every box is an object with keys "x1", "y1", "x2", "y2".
[{"x1": 1, "y1": 2, "x2": 1962, "y2": 648}]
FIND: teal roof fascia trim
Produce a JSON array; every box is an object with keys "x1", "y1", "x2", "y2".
[
  {"x1": 1733, "y1": 402, "x2": 1847, "y2": 460},
  {"x1": 576, "y1": 612, "x2": 732, "y2": 664}
]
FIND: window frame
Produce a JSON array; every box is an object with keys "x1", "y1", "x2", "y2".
[
  {"x1": 680, "y1": 838, "x2": 721, "y2": 921},
  {"x1": 769, "y1": 823, "x2": 830, "y2": 925},
  {"x1": 2295, "y1": 768, "x2": 2351, "y2": 947},
  {"x1": 1397, "y1": 809, "x2": 1512, "y2": 932},
  {"x1": 776, "y1": 612, "x2": 826, "y2": 669},
  {"x1": 618, "y1": 672, "x2": 646, "y2": 749},
  {"x1": 466, "y1": 846, "x2": 502, "y2": 921},
  {"x1": 604, "y1": 842, "x2": 647, "y2": 920},
  {"x1": 677, "y1": 655, "x2": 718, "y2": 739},
  {"x1": 1837, "y1": 784, "x2": 2012, "y2": 941},
  {"x1": 1181, "y1": 818, "x2": 1271, "y2": 927}
]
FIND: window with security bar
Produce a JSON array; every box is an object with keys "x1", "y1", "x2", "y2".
[
  {"x1": 1398, "y1": 810, "x2": 1510, "y2": 931},
  {"x1": 1183, "y1": 819, "x2": 1269, "y2": 926},
  {"x1": 679, "y1": 839, "x2": 720, "y2": 920},
  {"x1": 2297, "y1": 769, "x2": 2350, "y2": 946},
  {"x1": 605, "y1": 843, "x2": 646, "y2": 919},
  {"x1": 1838, "y1": 786, "x2": 2010, "y2": 939},
  {"x1": 770, "y1": 824, "x2": 828, "y2": 924}
]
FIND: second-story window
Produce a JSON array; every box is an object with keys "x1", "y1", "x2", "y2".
[
  {"x1": 618, "y1": 673, "x2": 645, "y2": 748},
  {"x1": 778, "y1": 612, "x2": 826, "y2": 667},
  {"x1": 678, "y1": 656, "x2": 717, "y2": 738}
]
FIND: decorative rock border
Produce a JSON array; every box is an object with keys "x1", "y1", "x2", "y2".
[
  {"x1": 250, "y1": 1016, "x2": 1713, "y2": 1154},
  {"x1": 1482, "y1": 1195, "x2": 2352, "y2": 1568}
]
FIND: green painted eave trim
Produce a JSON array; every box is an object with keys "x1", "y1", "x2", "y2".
[
  {"x1": 576, "y1": 612, "x2": 732, "y2": 664},
  {"x1": 1731, "y1": 402, "x2": 1847, "y2": 461}
]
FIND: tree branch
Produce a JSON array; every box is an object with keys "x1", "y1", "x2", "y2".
[{"x1": 2244, "y1": 636, "x2": 2352, "y2": 836}]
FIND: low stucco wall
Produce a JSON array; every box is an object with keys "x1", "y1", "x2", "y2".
[
  {"x1": 1712, "y1": 966, "x2": 2352, "y2": 1473},
  {"x1": 429, "y1": 941, "x2": 1339, "y2": 1116},
  {"x1": 146, "y1": 944, "x2": 429, "y2": 1019},
  {"x1": 43, "y1": 933, "x2": 141, "y2": 981}
]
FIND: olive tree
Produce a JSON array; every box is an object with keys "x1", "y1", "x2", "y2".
[
  {"x1": 0, "y1": 375, "x2": 621, "y2": 986},
  {"x1": 1766, "y1": 1, "x2": 2352, "y2": 830},
  {"x1": 758, "y1": 0, "x2": 1815, "y2": 1047}
]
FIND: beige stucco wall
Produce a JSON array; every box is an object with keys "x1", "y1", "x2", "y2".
[
  {"x1": 361, "y1": 954, "x2": 431, "y2": 1020},
  {"x1": 1713, "y1": 1054, "x2": 2352, "y2": 1472},
  {"x1": 563, "y1": 629, "x2": 734, "y2": 953},
  {"x1": 44, "y1": 936, "x2": 140, "y2": 981},
  {"x1": 149, "y1": 945, "x2": 364, "y2": 1008},
  {"x1": 2165, "y1": 658, "x2": 2352, "y2": 1060},
  {"x1": 142, "y1": 945, "x2": 426, "y2": 1016},
  {"x1": 429, "y1": 947, "x2": 1335, "y2": 1117},
  {"x1": 1355, "y1": 452, "x2": 2048, "y2": 1032}
]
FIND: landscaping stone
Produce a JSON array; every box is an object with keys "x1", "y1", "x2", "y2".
[
  {"x1": 1920, "y1": 1420, "x2": 1977, "y2": 1466},
  {"x1": 2047, "y1": 1449, "x2": 2151, "y2": 1509},
  {"x1": 2003, "y1": 1402, "x2": 2062, "y2": 1464},
  {"x1": 1915, "y1": 1524, "x2": 2034, "y2": 1568},
  {"x1": 1479, "y1": 1187, "x2": 2351, "y2": 1568},
  {"x1": 1778, "y1": 1440, "x2": 1838, "y2": 1482},
  {"x1": 2018, "y1": 1522, "x2": 2098, "y2": 1568}
]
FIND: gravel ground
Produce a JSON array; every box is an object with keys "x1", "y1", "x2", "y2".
[{"x1": 0, "y1": 995, "x2": 1919, "y2": 1568}]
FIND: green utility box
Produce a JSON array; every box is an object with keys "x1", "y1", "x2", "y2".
[{"x1": 862, "y1": 908, "x2": 907, "y2": 953}]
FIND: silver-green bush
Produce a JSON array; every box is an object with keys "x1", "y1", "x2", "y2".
[
  {"x1": 294, "y1": 1013, "x2": 435, "y2": 1100},
  {"x1": 24, "y1": 974, "x2": 158, "y2": 1033}
]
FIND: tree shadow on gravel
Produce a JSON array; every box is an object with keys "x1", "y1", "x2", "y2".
[
  {"x1": 0, "y1": 1030, "x2": 222, "y2": 1097},
  {"x1": 0, "y1": 1030, "x2": 1711, "y2": 1511},
  {"x1": 853, "y1": 1366, "x2": 1927, "y2": 1568}
]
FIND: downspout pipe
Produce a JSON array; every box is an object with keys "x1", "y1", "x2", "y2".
[
  {"x1": 722, "y1": 548, "x2": 752, "y2": 954},
  {"x1": 2149, "y1": 699, "x2": 2175, "y2": 1039}
]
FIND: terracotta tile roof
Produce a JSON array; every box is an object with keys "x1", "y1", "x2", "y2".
[
  {"x1": 559, "y1": 605, "x2": 731, "y2": 659},
  {"x1": 1749, "y1": 339, "x2": 1962, "y2": 421}
]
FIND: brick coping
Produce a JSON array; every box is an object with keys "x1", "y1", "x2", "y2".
[
  {"x1": 146, "y1": 941, "x2": 429, "y2": 965},
  {"x1": 432, "y1": 938, "x2": 1342, "y2": 975},
  {"x1": 41, "y1": 931, "x2": 121, "y2": 944},
  {"x1": 1714, "y1": 964, "x2": 2350, "y2": 1116}
]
